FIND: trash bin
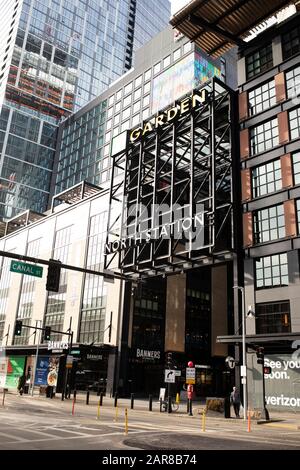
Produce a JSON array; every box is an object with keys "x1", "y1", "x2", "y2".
[{"x1": 224, "y1": 396, "x2": 231, "y2": 418}]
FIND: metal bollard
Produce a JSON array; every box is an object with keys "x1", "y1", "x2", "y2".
[
  {"x1": 159, "y1": 397, "x2": 163, "y2": 412},
  {"x1": 114, "y1": 392, "x2": 118, "y2": 407},
  {"x1": 131, "y1": 393, "x2": 134, "y2": 410},
  {"x1": 86, "y1": 390, "x2": 90, "y2": 405},
  {"x1": 149, "y1": 394, "x2": 152, "y2": 411},
  {"x1": 187, "y1": 399, "x2": 190, "y2": 414},
  {"x1": 125, "y1": 408, "x2": 128, "y2": 435},
  {"x1": 189, "y1": 399, "x2": 193, "y2": 416},
  {"x1": 167, "y1": 395, "x2": 172, "y2": 413},
  {"x1": 2, "y1": 388, "x2": 6, "y2": 407},
  {"x1": 100, "y1": 392, "x2": 104, "y2": 406}
]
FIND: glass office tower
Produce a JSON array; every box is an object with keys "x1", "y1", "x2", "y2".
[{"x1": 0, "y1": 0, "x2": 171, "y2": 220}]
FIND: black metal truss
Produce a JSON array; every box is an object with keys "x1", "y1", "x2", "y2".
[{"x1": 104, "y1": 78, "x2": 237, "y2": 279}]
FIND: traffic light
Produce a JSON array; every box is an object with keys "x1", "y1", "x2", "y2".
[
  {"x1": 166, "y1": 352, "x2": 173, "y2": 368},
  {"x1": 46, "y1": 259, "x2": 61, "y2": 292},
  {"x1": 14, "y1": 320, "x2": 22, "y2": 336},
  {"x1": 256, "y1": 346, "x2": 264, "y2": 365},
  {"x1": 44, "y1": 326, "x2": 51, "y2": 341},
  {"x1": 263, "y1": 366, "x2": 272, "y2": 375}
]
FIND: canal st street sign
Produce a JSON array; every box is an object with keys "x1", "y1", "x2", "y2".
[{"x1": 10, "y1": 260, "x2": 43, "y2": 278}]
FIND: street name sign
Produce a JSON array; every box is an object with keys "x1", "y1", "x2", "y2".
[{"x1": 10, "y1": 260, "x2": 43, "y2": 278}]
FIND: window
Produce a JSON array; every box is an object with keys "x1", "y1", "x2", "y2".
[
  {"x1": 144, "y1": 69, "x2": 151, "y2": 81},
  {"x1": 174, "y1": 47, "x2": 181, "y2": 61},
  {"x1": 135, "y1": 75, "x2": 142, "y2": 88},
  {"x1": 183, "y1": 42, "x2": 191, "y2": 54},
  {"x1": 255, "y1": 253, "x2": 288, "y2": 288},
  {"x1": 250, "y1": 118, "x2": 279, "y2": 155},
  {"x1": 163, "y1": 55, "x2": 170, "y2": 68},
  {"x1": 132, "y1": 114, "x2": 140, "y2": 127},
  {"x1": 133, "y1": 101, "x2": 140, "y2": 114},
  {"x1": 282, "y1": 25, "x2": 300, "y2": 60},
  {"x1": 121, "y1": 120, "x2": 130, "y2": 132},
  {"x1": 293, "y1": 151, "x2": 300, "y2": 185},
  {"x1": 123, "y1": 95, "x2": 131, "y2": 108},
  {"x1": 246, "y1": 44, "x2": 273, "y2": 79},
  {"x1": 296, "y1": 200, "x2": 300, "y2": 233},
  {"x1": 144, "y1": 82, "x2": 151, "y2": 95},
  {"x1": 255, "y1": 301, "x2": 291, "y2": 334},
  {"x1": 124, "y1": 82, "x2": 132, "y2": 95},
  {"x1": 107, "y1": 107, "x2": 113, "y2": 118},
  {"x1": 253, "y1": 204, "x2": 285, "y2": 244},
  {"x1": 106, "y1": 119, "x2": 112, "y2": 130},
  {"x1": 122, "y1": 107, "x2": 131, "y2": 121},
  {"x1": 142, "y1": 108, "x2": 149, "y2": 120},
  {"x1": 286, "y1": 65, "x2": 300, "y2": 100},
  {"x1": 289, "y1": 107, "x2": 300, "y2": 140},
  {"x1": 153, "y1": 62, "x2": 161, "y2": 75},
  {"x1": 116, "y1": 89, "x2": 122, "y2": 101},
  {"x1": 134, "y1": 88, "x2": 141, "y2": 101},
  {"x1": 114, "y1": 114, "x2": 120, "y2": 126},
  {"x1": 108, "y1": 95, "x2": 114, "y2": 107},
  {"x1": 115, "y1": 102, "x2": 121, "y2": 113},
  {"x1": 143, "y1": 95, "x2": 150, "y2": 108},
  {"x1": 248, "y1": 80, "x2": 276, "y2": 116},
  {"x1": 252, "y1": 160, "x2": 281, "y2": 198}
]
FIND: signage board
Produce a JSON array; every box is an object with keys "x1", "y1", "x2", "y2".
[
  {"x1": 66, "y1": 355, "x2": 73, "y2": 369},
  {"x1": 165, "y1": 369, "x2": 176, "y2": 383},
  {"x1": 10, "y1": 260, "x2": 43, "y2": 278},
  {"x1": 186, "y1": 367, "x2": 196, "y2": 384}
]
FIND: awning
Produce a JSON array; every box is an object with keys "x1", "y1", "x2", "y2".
[{"x1": 170, "y1": 0, "x2": 295, "y2": 57}]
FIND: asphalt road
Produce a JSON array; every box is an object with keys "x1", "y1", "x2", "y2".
[{"x1": 0, "y1": 393, "x2": 300, "y2": 450}]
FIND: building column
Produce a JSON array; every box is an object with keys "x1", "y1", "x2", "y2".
[
  {"x1": 165, "y1": 273, "x2": 186, "y2": 352},
  {"x1": 211, "y1": 264, "x2": 228, "y2": 357}
]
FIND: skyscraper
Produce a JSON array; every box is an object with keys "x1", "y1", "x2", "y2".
[{"x1": 0, "y1": 0, "x2": 171, "y2": 220}]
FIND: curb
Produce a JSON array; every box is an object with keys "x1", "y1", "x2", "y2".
[{"x1": 257, "y1": 421, "x2": 300, "y2": 430}]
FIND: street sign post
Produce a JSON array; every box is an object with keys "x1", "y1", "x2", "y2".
[
  {"x1": 164, "y1": 369, "x2": 176, "y2": 383},
  {"x1": 10, "y1": 260, "x2": 43, "y2": 278},
  {"x1": 186, "y1": 367, "x2": 196, "y2": 384}
]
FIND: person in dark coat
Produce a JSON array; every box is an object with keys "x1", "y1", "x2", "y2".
[
  {"x1": 230, "y1": 386, "x2": 241, "y2": 418},
  {"x1": 17, "y1": 375, "x2": 26, "y2": 396}
]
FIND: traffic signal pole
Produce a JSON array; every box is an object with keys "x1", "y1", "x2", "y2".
[{"x1": 31, "y1": 320, "x2": 42, "y2": 396}]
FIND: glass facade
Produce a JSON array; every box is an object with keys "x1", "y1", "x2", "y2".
[
  {"x1": 78, "y1": 211, "x2": 107, "y2": 344},
  {"x1": 255, "y1": 301, "x2": 291, "y2": 334},
  {"x1": 0, "y1": 252, "x2": 14, "y2": 344},
  {"x1": 0, "y1": 0, "x2": 171, "y2": 219},
  {"x1": 44, "y1": 225, "x2": 72, "y2": 341},
  {"x1": 55, "y1": 43, "x2": 223, "y2": 194},
  {"x1": 282, "y1": 24, "x2": 300, "y2": 60}
]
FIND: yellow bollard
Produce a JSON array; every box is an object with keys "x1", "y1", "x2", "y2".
[
  {"x1": 125, "y1": 408, "x2": 128, "y2": 435},
  {"x1": 175, "y1": 393, "x2": 180, "y2": 404},
  {"x1": 202, "y1": 410, "x2": 206, "y2": 432},
  {"x1": 114, "y1": 405, "x2": 119, "y2": 422},
  {"x1": 97, "y1": 398, "x2": 101, "y2": 420}
]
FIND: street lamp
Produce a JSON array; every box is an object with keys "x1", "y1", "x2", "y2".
[{"x1": 233, "y1": 286, "x2": 255, "y2": 420}]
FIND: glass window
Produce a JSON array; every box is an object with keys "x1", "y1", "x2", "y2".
[
  {"x1": 163, "y1": 55, "x2": 171, "y2": 68},
  {"x1": 132, "y1": 114, "x2": 140, "y2": 127},
  {"x1": 121, "y1": 120, "x2": 130, "y2": 132},
  {"x1": 106, "y1": 119, "x2": 112, "y2": 130},
  {"x1": 144, "y1": 69, "x2": 151, "y2": 81},
  {"x1": 124, "y1": 82, "x2": 132, "y2": 95},
  {"x1": 297, "y1": 199, "x2": 300, "y2": 233},
  {"x1": 173, "y1": 47, "x2": 181, "y2": 61},
  {"x1": 255, "y1": 301, "x2": 291, "y2": 334},
  {"x1": 123, "y1": 95, "x2": 131, "y2": 108},
  {"x1": 116, "y1": 89, "x2": 122, "y2": 101},
  {"x1": 286, "y1": 65, "x2": 300, "y2": 100},
  {"x1": 154, "y1": 62, "x2": 161, "y2": 75},
  {"x1": 253, "y1": 204, "x2": 285, "y2": 244},
  {"x1": 282, "y1": 25, "x2": 300, "y2": 60},
  {"x1": 250, "y1": 118, "x2": 279, "y2": 155},
  {"x1": 183, "y1": 42, "x2": 192, "y2": 54},
  {"x1": 293, "y1": 151, "x2": 300, "y2": 185},
  {"x1": 248, "y1": 80, "x2": 276, "y2": 116},
  {"x1": 114, "y1": 114, "x2": 120, "y2": 126},
  {"x1": 134, "y1": 88, "x2": 141, "y2": 101},
  {"x1": 133, "y1": 101, "x2": 140, "y2": 114},
  {"x1": 143, "y1": 95, "x2": 150, "y2": 108},
  {"x1": 115, "y1": 102, "x2": 121, "y2": 113},
  {"x1": 135, "y1": 75, "x2": 142, "y2": 88},
  {"x1": 107, "y1": 107, "x2": 113, "y2": 118},
  {"x1": 142, "y1": 108, "x2": 149, "y2": 120},
  {"x1": 252, "y1": 159, "x2": 282, "y2": 197},
  {"x1": 108, "y1": 95, "x2": 114, "y2": 107},
  {"x1": 289, "y1": 107, "x2": 300, "y2": 140},
  {"x1": 122, "y1": 107, "x2": 131, "y2": 121},
  {"x1": 144, "y1": 82, "x2": 151, "y2": 95},
  {"x1": 246, "y1": 43, "x2": 273, "y2": 79},
  {"x1": 255, "y1": 253, "x2": 288, "y2": 288},
  {"x1": 105, "y1": 131, "x2": 111, "y2": 144}
]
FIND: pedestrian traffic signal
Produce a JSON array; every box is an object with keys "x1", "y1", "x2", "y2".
[
  {"x1": 256, "y1": 346, "x2": 264, "y2": 365},
  {"x1": 263, "y1": 366, "x2": 272, "y2": 375},
  {"x1": 14, "y1": 320, "x2": 22, "y2": 336},
  {"x1": 46, "y1": 259, "x2": 61, "y2": 292},
  {"x1": 44, "y1": 326, "x2": 51, "y2": 341}
]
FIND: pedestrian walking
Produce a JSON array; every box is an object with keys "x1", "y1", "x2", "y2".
[
  {"x1": 230, "y1": 386, "x2": 241, "y2": 418},
  {"x1": 17, "y1": 375, "x2": 26, "y2": 396}
]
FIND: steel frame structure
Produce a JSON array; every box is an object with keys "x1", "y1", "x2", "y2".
[{"x1": 104, "y1": 78, "x2": 238, "y2": 279}]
